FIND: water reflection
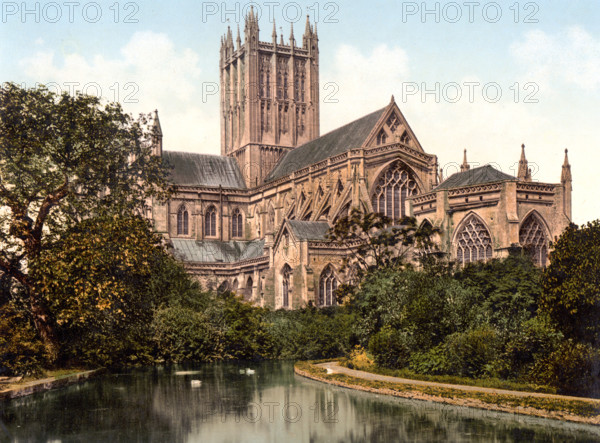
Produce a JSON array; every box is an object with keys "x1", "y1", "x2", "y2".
[{"x1": 1, "y1": 361, "x2": 599, "y2": 442}]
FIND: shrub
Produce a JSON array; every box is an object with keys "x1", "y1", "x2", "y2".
[
  {"x1": 368, "y1": 326, "x2": 415, "y2": 369},
  {"x1": 408, "y1": 344, "x2": 450, "y2": 375},
  {"x1": 444, "y1": 327, "x2": 500, "y2": 378},
  {"x1": 152, "y1": 306, "x2": 220, "y2": 362},
  {"x1": 0, "y1": 303, "x2": 45, "y2": 375},
  {"x1": 532, "y1": 340, "x2": 600, "y2": 397}
]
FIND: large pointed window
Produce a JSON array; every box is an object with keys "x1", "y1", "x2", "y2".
[
  {"x1": 520, "y1": 213, "x2": 548, "y2": 266},
  {"x1": 205, "y1": 205, "x2": 217, "y2": 237},
  {"x1": 319, "y1": 266, "x2": 338, "y2": 307},
  {"x1": 455, "y1": 214, "x2": 493, "y2": 265},
  {"x1": 371, "y1": 161, "x2": 418, "y2": 220},
  {"x1": 177, "y1": 205, "x2": 189, "y2": 236},
  {"x1": 231, "y1": 208, "x2": 243, "y2": 238},
  {"x1": 282, "y1": 264, "x2": 292, "y2": 308}
]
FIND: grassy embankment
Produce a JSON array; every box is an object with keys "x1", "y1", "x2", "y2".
[{"x1": 294, "y1": 360, "x2": 600, "y2": 423}]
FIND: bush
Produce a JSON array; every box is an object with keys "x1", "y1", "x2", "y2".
[
  {"x1": 531, "y1": 340, "x2": 600, "y2": 397},
  {"x1": 152, "y1": 306, "x2": 220, "y2": 362},
  {"x1": 495, "y1": 317, "x2": 563, "y2": 382},
  {"x1": 0, "y1": 303, "x2": 45, "y2": 375},
  {"x1": 368, "y1": 326, "x2": 415, "y2": 369},
  {"x1": 409, "y1": 344, "x2": 450, "y2": 375},
  {"x1": 444, "y1": 327, "x2": 500, "y2": 378}
]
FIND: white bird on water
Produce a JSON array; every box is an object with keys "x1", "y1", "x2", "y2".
[
  {"x1": 191, "y1": 380, "x2": 202, "y2": 388},
  {"x1": 245, "y1": 368, "x2": 256, "y2": 375}
]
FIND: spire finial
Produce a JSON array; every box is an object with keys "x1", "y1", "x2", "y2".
[
  {"x1": 272, "y1": 19, "x2": 277, "y2": 42},
  {"x1": 390, "y1": 94, "x2": 395, "y2": 103}
]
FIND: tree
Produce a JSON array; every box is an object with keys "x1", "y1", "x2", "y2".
[
  {"x1": 327, "y1": 208, "x2": 436, "y2": 284},
  {"x1": 0, "y1": 83, "x2": 170, "y2": 361},
  {"x1": 30, "y1": 216, "x2": 176, "y2": 366},
  {"x1": 540, "y1": 221, "x2": 600, "y2": 346}
]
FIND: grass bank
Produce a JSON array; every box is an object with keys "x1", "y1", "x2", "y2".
[{"x1": 294, "y1": 360, "x2": 600, "y2": 425}]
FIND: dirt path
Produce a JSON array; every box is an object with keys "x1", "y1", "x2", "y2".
[{"x1": 317, "y1": 361, "x2": 600, "y2": 404}]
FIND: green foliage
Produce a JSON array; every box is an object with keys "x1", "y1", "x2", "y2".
[
  {"x1": 532, "y1": 340, "x2": 600, "y2": 397},
  {"x1": 0, "y1": 303, "x2": 45, "y2": 375},
  {"x1": 0, "y1": 82, "x2": 171, "y2": 360},
  {"x1": 541, "y1": 221, "x2": 600, "y2": 346},
  {"x1": 455, "y1": 254, "x2": 542, "y2": 337},
  {"x1": 266, "y1": 306, "x2": 357, "y2": 360},
  {"x1": 443, "y1": 327, "x2": 500, "y2": 378},
  {"x1": 30, "y1": 216, "x2": 177, "y2": 366},
  {"x1": 369, "y1": 327, "x2": 415, "y2": 369},
  {"x1": 152, "y1": 306, "x2": 221, "y2": 362}
]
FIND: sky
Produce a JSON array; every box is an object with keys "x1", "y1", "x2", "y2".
[{"x1": 1, "y1": 0, "x2": 599, "y2": 223}]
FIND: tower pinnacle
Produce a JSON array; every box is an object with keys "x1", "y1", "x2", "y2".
[
  {"x1": 460, "y1": 149, "x2": 470, "y2": 172},
  {"x1": 518, "y1": 143, "x2": 531, "y2": 181},
  {"x1": 561, "y1": 149, "x2": 572, "y2": 183}
]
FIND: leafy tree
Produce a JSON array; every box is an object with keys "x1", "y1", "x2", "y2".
[
  {"x1": 0, "y1": 83, "x2": 170, "y2": 361},
  {"x1": 455, "y1": 254, "x2": 542, "y2": 337},
  {"x1": 30, "y1": 216, "x2": 174, "y2": 366},
  {"x1": 540, "y1": 221, "x2": 600, "y2": 346},
  {"x1": 327, "y1": 208, "x2": 437, "y2": 305}
]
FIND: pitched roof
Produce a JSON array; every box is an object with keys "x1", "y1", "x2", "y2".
[
  {"x1": 171, "y1": 239, "x2": 265, "y2": 263},
  {"x1": 163, "y1": 151, "x2": 247, "y2": 189},
  {"x1": 436, "y1": 165, "x2": 516, "y2": 190},
  {"x1": 287, "y1": 220, "x2": 331, "y2": 241},
  {"x1": 264, "y1": 107, "x2": 386, "y2": 182}
]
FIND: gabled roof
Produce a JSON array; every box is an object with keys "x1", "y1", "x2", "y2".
[
  {"x1": 264, "y1": 107, "x2": 387, "y2": 182},
  {"x1": 171, "y1": 239, "x2": 265, "y2": 263},
  {"x1": 287, "y1": 220, "x2": 331, "y2": 241},
  {"x1": 436, "y1": 165, "x2": 516, "y2": 190},
  {"x1": 163, "y1": 151, "x2": 247, "y2": 189}
]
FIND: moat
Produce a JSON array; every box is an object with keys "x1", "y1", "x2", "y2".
[{"x1": 1, "y1": 361, "x2": 599, "y2": 442}]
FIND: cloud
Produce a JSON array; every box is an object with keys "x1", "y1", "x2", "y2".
[
  {"x1": 321, "y1": 43, "x2": 410, "y2": 131},
  {"x1": 18, "y1": 31, "x2": 219, "y2": 154},
  {"x1": 510, "y1": 26, "x2": 600, "y2": 91}
]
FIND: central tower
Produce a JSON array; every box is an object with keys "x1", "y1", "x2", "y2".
[{"x1": 220, "y1": 9, "x2": 320, "y2": 187}]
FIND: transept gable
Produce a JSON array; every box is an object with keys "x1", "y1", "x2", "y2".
[{"x1": 363, "y1": 97, "x2": 424, "y2": 152}]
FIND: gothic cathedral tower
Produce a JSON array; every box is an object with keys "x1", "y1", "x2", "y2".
[{"x1": 220, "y1": 8, "x2": 320, "y2": 187}]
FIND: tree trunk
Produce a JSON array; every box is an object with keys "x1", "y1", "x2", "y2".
[{"x1": 28, "y1": 290, "x2": 59, "y2": 364}]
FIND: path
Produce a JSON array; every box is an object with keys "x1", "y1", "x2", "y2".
[{"x1": 317, "y1": 361, "x2": 600, "y2": 403}]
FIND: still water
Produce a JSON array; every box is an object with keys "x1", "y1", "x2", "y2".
[{"x1": 1, "y1": 361, "x2": 600, "y2": 442}]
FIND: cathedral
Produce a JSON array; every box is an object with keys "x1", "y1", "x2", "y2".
[{"x1": 147, "y1": 9, "x2": 572, "y2": 309}]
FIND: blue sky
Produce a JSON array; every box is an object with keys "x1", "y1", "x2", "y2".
[{"x1": 1, "y1": 1, "x2": 599, "y2": 223}]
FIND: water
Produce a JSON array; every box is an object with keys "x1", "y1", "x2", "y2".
[{"x1": 1, "y1": 361, "x2": 599, "y2": 442}]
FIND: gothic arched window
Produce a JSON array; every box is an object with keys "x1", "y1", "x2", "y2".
[
  {"x1": 377, "y1": 129, "x2": 387, "y2": 145},
  {"x1": 371, "y1": 162, "x2": 418, "y2": 220},
  {"x1": 177, "y1": 205, "x2": 189, "y2": 236},
  {"x1": 231, "y1": 208, "x2": 243, "y2": 238},
  {"x1": 244, "y1": 276, "x2": 253, "y2": 301},
  {"x1": 282, "y1": 265, "x2": 292, "y2": 308},
  {"x1": 268, "y1": 205, "x2": 275, "y2": 232},
  {"x1": 205, "y1": 206, "x2": 217, "y2": 237},
  {"x1": 455, "y1": 214, "x2": 493, "y2": 265},
  {"x1": 520, "y1": 213, "x2": 548, "y2": 266},
  {"x1": 319, "y1": 266, "x2": 338, "y2": 307}
]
